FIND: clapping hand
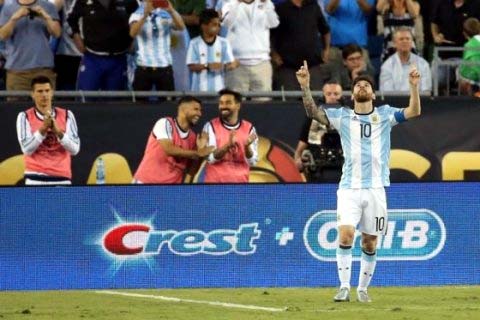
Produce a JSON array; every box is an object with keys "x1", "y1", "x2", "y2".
[
  {"x1": 196, "y1": 132, "x2": 215, "y2": 158},
  {"x1": 39, "y1": 113, "x2": 52, "y2": 135}
]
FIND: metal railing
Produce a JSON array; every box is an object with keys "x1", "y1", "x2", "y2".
[
  {"x1": 0, "y1": 89, "x2": 433, "y2": 102},
  {"x1": 432, "y1": 46, "x2": 480, "y2": 96}
]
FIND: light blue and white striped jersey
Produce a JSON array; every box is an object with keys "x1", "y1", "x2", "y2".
[
  {"x1": 325, "y1": 105, "x2": 406, "y2": 189},
  {"x1": 186, "y1": 36, "x2": 235, "y2": 92},
  {"x1": 129, "y1": 6, "x2": 173, "y2": 67}
]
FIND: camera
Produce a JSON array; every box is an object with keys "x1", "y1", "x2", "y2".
[
  {"x1": 303, "y1": 130, "x2": 344, "y2": 183},
  {"x1": 28, "y1": 9, "x2": 39, "y2": 20}
]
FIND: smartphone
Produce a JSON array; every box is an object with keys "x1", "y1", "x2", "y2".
[{"x1": 152, "y1": 0, "x2": 169, "y2": 9}]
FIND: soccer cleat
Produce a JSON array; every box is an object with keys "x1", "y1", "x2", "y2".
[
  {"x1": 333, "y1": 287, "x2": 350, "y2": 302},
  {"x1": 356, "y1": 290, "x2": 372, "y2": 303}
]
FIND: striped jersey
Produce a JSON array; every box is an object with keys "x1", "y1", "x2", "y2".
[
  {"x1": 129, "y1": 6, "x2": 173, "y2": 67},
  {"x1": 324, "y1": 105, "x2": 406, "y2": 189},
  {"x1": 186, "y1": 36, "x2": 235, "y2": 92}
]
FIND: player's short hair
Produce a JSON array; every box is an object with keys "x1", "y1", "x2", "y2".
[
  {"x1": 352, "y1": 75, "x2": 376, "y2": 91},
  {"x1": 342, "y1": 44, "x2": 363, "y2": 60},
  {"x1": 31, "y1": 76, "x2": 52, "y2": 89},
  {"x1": 178, "y1": 95, "x2": 202, "y2": 107},
  {"x1": 199, "y1": 9, "x2": 219, "y2": 26},
  {"x1": 219, "y1": 88, "x2": 242, "y2": 103}
]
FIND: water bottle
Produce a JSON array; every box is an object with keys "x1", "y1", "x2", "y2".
[{"x1": 96, "y1": 157, "x2": 105, "y2": 185}]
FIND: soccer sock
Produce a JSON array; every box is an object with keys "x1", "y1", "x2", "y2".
[
  {"x1": 358, "y1": 249, "x2": 377, "y2": 292},
  {"x1": 336, "y1": 245, "x2": 352, "y2": 290}
]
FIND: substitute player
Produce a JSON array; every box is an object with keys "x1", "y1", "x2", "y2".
[
  {"x1": 16, "y1": 76, "x2": 80, "y2": 185},
  {"x1": 202, "y1": 88, "x2": 258, "y2": 183},
  {"x1": 133, "y1": 96, "x2": 214, "y2": 184},
  {"x1": 296, "y1": 61, "x2": 421, "y2": 302}
]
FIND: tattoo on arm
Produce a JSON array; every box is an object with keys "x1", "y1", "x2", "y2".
[{"x1": 301, "y1": 86, "x2": 329, "y2": 125}]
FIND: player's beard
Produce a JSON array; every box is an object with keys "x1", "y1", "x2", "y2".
[
  {"x1": 220, "y1": 109, "x2": 232, "y2": 121},
  {"x1": 354, "y1": 90, "x2": 372, "y2": 103}
]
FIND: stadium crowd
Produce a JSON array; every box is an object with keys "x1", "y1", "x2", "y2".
[{"x1": 0, "y1": 0, "x2": 479, "y2": 96}]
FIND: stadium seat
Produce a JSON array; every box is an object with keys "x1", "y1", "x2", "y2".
[{"x1": 0, "y1": 155, "x2": 24, "y2": 185}]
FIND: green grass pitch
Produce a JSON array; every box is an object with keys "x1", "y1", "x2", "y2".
[{"x1": 0, "y1": 286, "x2": 479, "y2": 319}]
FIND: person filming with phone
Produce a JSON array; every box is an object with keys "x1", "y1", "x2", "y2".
[
  {"x1": 129, "y1": 0, "x2": 185, "y2": 95},
  {"x1": 0, "y1": 0, "x2": 61, "y2": 92}
]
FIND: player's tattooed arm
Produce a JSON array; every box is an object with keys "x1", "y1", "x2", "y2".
[
  {"x1": 297, "y1": 60, "x2": 329, "y2": 126},
  {"x1": 301, "y1": 86, "x2": 330, "y2": 126}
]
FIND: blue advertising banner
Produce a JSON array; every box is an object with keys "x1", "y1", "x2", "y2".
[{"x1": 0, "y1": 183, "x2": 479, "y2": 290}]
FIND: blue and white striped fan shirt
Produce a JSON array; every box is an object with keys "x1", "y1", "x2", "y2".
[
  {"x1": 129, "y1": 6, "x2": 173, "y2": 67},
  {"x1": 325, "y1": 105, "x2": 406, "y2": 189},
  {"x1": 186, "y1": 36, "x2": 235, "y2": 92}
]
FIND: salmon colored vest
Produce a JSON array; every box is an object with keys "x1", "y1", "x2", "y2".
[
  {"x1": 24, "y1": 107, "x2": 71, "y2": 179},
  {"x1": 204, "y1": 118, "x2": 253, "y2": 183},
  {"x1": 134, "y1": 117, "x2": 197, "y2": 184}
]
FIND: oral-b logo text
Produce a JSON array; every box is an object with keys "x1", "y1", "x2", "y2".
[{"x1": 303, "y1": 209, "x2": 446, "y2": 261}]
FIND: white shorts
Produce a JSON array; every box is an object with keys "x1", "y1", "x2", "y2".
[{"x1": 336, "y1": 188, "x2": 388, "y2": 236}]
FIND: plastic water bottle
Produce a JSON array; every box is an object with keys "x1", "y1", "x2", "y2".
[{"x1": 96, "y1": 157, "x2": 105, "y2": 185}]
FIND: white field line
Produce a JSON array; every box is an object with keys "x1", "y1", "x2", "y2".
[{"x1": 95, "y1": 290, "x2": 286, "y2": 313}]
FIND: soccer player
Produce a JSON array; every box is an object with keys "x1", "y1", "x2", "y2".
[
  {"x1": 16, "y1": 75, "x2": 80, "y2": 185},
  {"x1": 202, "y1": 88, "x2": 258, "y2": 183},
  {"x1": 133, "y1": 96, "x2": 214, "y2": 184},
  {"x1": 296, "y1": 60, "x2": 421, "y2": 302}
]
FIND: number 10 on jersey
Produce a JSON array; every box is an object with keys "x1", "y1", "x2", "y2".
[{"x1": 360, "y1": 123, "x2": 371, "y2": 138}]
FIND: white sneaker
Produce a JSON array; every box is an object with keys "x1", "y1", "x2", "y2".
[
  {"x1": 333, "y1": 287, "x2": 350, "y2": 302},
  {"x1": 356, "y1": 290, "x2": 371, "y2": 303}
]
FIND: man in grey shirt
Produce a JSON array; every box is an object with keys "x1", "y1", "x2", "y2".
[{"x1": 0, "y1": 0, "x2": 61, "y2": 91}]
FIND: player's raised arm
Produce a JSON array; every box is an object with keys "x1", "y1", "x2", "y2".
[
  {"x1": 404, "y1": 65, "x2": 422, "y2": 119},
  {"x1": 296, "y1": 60, "x2": 330, "y2": 126}
]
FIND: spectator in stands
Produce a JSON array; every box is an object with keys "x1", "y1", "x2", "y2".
[
  {"x1": 431, "y1": 0, "x2": 480, "y2": 93},
  {"x1": 376, "y1": 0, "x2": 422, "y2": 62},
  {"x1": 133, "y1": 96, "x2": 214, "y2": 184},
  {"x1": 129, "y1": 0, "x2": 184, "y2": 94},
  {"x1": 458, "y1": 17, "x2": 480, "y2": 96},
  {"x1": 67, "y1": 0, "x2": 138, "y2": 91},
  {"x1": 380, "y1": 27, "x2": 431, "y2": 92},
  {"x1": 187, "y1": 9, "x2": 237, "y2": 92},
  {"x1": 271, "y1": 0, "x2": 331, "y2": 90},
  {"x1": 324, "y1": 0, "x2": 374, "y2": 63},
  {"x1": 0, "y1": 0, "x2": 7, "y2": 90},
  {"x1": 294, "y1": 81, "x2": 343, "y2": 182},
  {"x1": 174, "y1": 0, "x2": 205, "y2": 38},
  {"x1": 222, "y1": 0, "x2": 279, "y2": 93},
  {"x1": 50, "y1": 0, "x2": 82, "y2": 91},
  {"x1": 202, "y1": 89, "x2": 258, "y2": 183},
  {"x1": 331, "y1": 44, "x2": 376, "y2": 90},
  {"x1": 16, "y1": 76, "x2": 80, "y2": 185},
  {"x1": 0, "y1": 0, "x2": 61, "y2": 91},
  {"x1": 431, "y1": 0, "x2": 480, "y2": 59}
]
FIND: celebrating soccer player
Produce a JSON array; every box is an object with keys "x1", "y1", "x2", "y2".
[{"x1": 296, "y1": 60, "x2": 421, "y2": 302}]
